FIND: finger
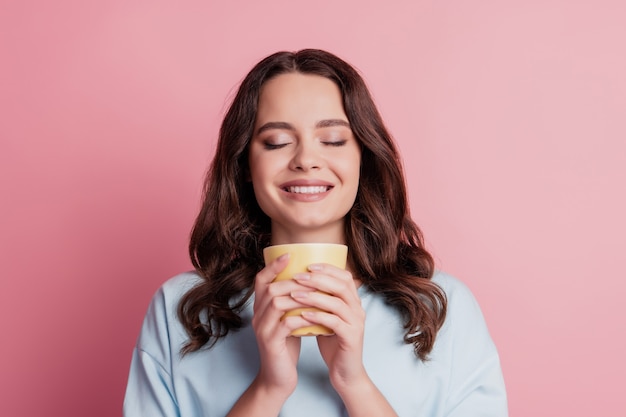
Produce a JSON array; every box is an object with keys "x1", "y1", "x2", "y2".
[
  {"x1": 254, "y1": 278, "x2": 311, "y2": 317},
  {"x1": 256, "y1": 253, "x2": 292, "y2": 287},
  {"x1": 253, "y1": 253, "x2": 291, "y2": 309},
  {"x1": 254, "y1": 297, "x2": 319, "y2": 341},
  {"x1": 300, "y1": 309, "x2": 357, "y2": 338},
  {"x1": 290, "y1": 290, "x2": 362, "y2": 325},
  {"x1": 292, "y1": 266, "x2": 359, "y2": 304},
  {"x1": 256, "y1": 291, "x2": 312, "y2": 321},
  {"x1": 254, "y1": 280, "x2": 316, "y2": 334},
  {"x1": 255, "y1": 309, "x2": 309, "y2": 341},
  {"x1": 308, "y1": 263, "x2": 353, "y2": 280}
]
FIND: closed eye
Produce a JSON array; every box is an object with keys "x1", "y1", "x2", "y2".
[
  {"x1": 263, "y1": 142, "x2": 289, "y2": 150},
  {"x1": 322, "y1": 140, "x2": 347, "y2": 147}
]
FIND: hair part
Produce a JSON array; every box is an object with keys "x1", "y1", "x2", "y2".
[{"x1": 179, "y1": 49, "x2": 446, "y2": 360}]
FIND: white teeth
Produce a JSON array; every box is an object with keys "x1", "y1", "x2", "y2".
[{"x1": 287, "y1": 186, "x2": 329, "y2": 194}]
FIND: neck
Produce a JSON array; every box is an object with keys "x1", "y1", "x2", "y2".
[{"x1": 270, "y1": 223, "x2": 346, "y2": 245}]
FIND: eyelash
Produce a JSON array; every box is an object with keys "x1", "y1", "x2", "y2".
[
  {"x1": 323, "y1": 140, "x2": 347, "y2": 147},
  {"x1": 261, "y1": 139, "x2": 347, "y2": 150},
  {"x1": 263, "y1": 142, "x2": 289, "y2": 150}
]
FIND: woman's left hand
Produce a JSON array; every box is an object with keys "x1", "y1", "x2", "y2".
[{"x1": 291, "y1": 264, "x2": 367, "y2": 392}]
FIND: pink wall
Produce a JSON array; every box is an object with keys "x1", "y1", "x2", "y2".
[{"x1": 2, "y1": 1, "x2": 625, "y2": 415}]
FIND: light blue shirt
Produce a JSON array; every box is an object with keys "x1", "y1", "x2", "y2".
[{"x1": 124, "y1": 271, "x2": 508, "y2": 416}]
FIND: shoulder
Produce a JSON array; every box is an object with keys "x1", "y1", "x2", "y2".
[
  {"x1": 159, "y1": 271, "x2": 203, "y2": 301},
  {"x1": 161, "y1": 270, "x2": 203, "y2": 294},
  {"x1": 143, "y1": 270, "x2": 203, "y2": 323},
  {"x1": 135, "y1": 271, "x2": 202, "y2": 352},
  {"x1": 431, "y1": 270, "x2": 482, "y2": 312},
  {"x1": 430, "y1": 270, "x2": 493, "y2": 338},
  {"x1": 147, "y1": 271, "x2": 203, "y2": 310},
  {"x1": 430, "y1": 270, "x2": 497, "y2": 353},
  {"x1": 431, "y1": 270, "x2": 471, "y2": 296}
]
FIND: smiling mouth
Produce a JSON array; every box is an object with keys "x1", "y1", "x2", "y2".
[{"x1": 284, "y1": 185, "x2": 331, "y2": 194}]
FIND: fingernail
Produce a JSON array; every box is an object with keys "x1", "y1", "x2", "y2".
[
  {"x1": 291, "y1": 291, "x2": 309, "y2": 299},
  {"x1": 293, "y1": 273, "x2": 310, "y2": 281},
  {"x1": 277, "y1": 253, "x2": 290, "y2": 262},
  {"x1": 308, "y1": 264, "x2": 322, "y2": 271}
]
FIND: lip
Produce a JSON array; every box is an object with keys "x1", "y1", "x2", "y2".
[{"x1": 279, "y1": 179, "x2": 334, "y2": 188}]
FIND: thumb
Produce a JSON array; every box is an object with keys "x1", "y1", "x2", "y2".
[{"x1": 256, "y1": 253, "x2": 290, "y2": 286}]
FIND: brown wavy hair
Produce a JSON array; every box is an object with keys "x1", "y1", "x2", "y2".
[{"x1": 179, "y1": 49, "x2": 446, "y2": 360}]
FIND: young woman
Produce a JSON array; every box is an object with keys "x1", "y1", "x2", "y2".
[{"x1": 124, "y1": 49, "x2": 508, "y2": 417}]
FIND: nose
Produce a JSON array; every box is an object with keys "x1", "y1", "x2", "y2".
[{"x1": 289, "y1": 141, "x2": 323, "y2": 171}]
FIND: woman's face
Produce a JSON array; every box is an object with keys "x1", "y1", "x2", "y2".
[{"x1": 248, "y1": 72, "x2": 361, "y2": 244}]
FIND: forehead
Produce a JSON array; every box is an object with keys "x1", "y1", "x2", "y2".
[{"x1": 255, "y1": 73, "x2": 346, "y2": 124}]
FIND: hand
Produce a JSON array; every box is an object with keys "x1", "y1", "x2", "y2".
[
  {"x1": 251, "y1": 254, "x2": 315, "y2": 398},
  {"x1": 290, "y1": 264, "x2": 368, "y2": 392}
]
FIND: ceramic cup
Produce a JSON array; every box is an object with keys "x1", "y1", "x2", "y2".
[{"x1": 262, "y1": 243, "x2": 348, "y2": 336}]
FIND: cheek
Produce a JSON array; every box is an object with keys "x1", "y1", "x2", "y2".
[
  {"x1": 343, "y1": 165, "x2": 361, "y2": 207},
  {"x1": 250, "y1": 181, "x2": 274, "y2": 218},
  {"x1": 341, "y1": 158, "x2": 359, "y2": 181},
  {"x1": 352, "y1": 158, "x2": 361, "y2": 204},
  {"x1": 247, "y1": 156, "x2": 270, "y2": 184},
  {"x1": 248, "y1": 167, "x2": 277, "y2": 210}
]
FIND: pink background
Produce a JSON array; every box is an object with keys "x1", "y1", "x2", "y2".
[{"x1": 2, "y1": 1, "x2": 625, "y2": 416}]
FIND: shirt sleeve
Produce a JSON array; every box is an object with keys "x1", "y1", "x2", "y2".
[
  {"x1": 440, "y1": 276, "x2": 509, "y2": 417},
  {"x1": 123, "y1": 348, "x2": 180, "y2": 417},
  {"x1": 123, "y1": 284, "x2": 181, "y2": 417}
]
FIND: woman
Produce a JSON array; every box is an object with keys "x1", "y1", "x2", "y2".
[{"x1": 124, "y1": 49, "x2": 508, "y2": 416}]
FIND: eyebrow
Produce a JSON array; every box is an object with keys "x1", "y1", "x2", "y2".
[
  {"x1": 255, "y1": 119, "x2": 350, "y2": 135},
  {"x1": 316, "y1": 119, "x2": 350, "y2": 129}
]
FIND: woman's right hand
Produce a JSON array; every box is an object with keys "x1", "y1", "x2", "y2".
[
  {"x1": 228, "y1": 254, "x2": 311, "y2": 416},
  {"x1": 250, "y1": 253, "x2": 312, "y2": 399}
]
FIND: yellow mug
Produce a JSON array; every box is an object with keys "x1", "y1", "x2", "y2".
[{"x1": 262, "y1": 243, "x2": 348, "y2": 336}]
